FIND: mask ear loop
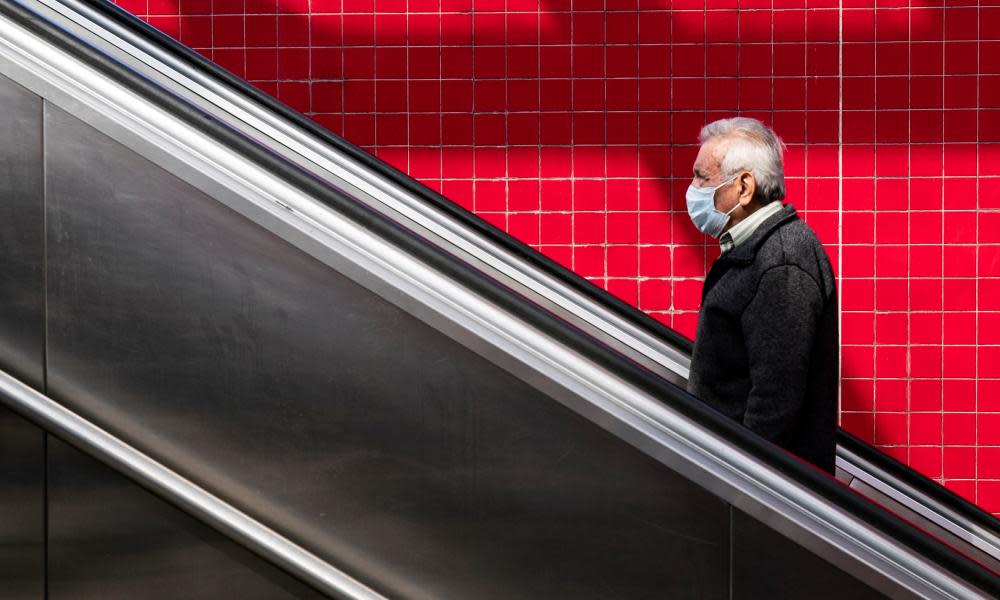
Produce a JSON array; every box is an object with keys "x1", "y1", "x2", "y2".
[
  {"x1": 717, "y1": 173, "x2": 745, "y2": 217},
  {"x1": 710, "y1": 173, "x2": 738, "y2": 192}
]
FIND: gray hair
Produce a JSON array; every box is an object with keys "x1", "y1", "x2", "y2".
[{"x1": 698, "y1": 117, "x2": 786, "y2": 205}]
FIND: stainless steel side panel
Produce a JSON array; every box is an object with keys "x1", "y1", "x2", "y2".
[
  {"x1": 0, "y1": 71, "x2": 44, "y2": 600},
  {"x1": 0, "y1": 69, "x2": 43, "y2": 389},
  {"x1": 731, "y1": 508, "x2": 894, "y2": 600},
  {"x1": 0, "y1": 407, "x2": 44, "y2": 600},
  {"x1": 43, "y1": 103, "x2": 731, "y2": 598},
  {"x1": 46, "y1": 436, "x2": 322, "y2": 599}
]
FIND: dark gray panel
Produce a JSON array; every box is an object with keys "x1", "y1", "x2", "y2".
[
  {"x1": 0, "y1": 72, "x2": 44, "y2": 389},
  {"x1": 0, "y1": 73, "x2": 45, "y2": 599},
  {"x1": 732, "y1": 509, "x2": 888, "y2": 600},
  {"x1": 44, "y1": 106, "x2": 729, "y2": 598},
  {"x1": 0, "y1": 407, "x2": 44, "y2": 600},
  {"x1": 46, "y1": 436, "x2": 322, "y2": 599}
]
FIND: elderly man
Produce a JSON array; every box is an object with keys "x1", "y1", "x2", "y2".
[{"x1": 685, "y1": 117, "x2": 839, "y2": 473}]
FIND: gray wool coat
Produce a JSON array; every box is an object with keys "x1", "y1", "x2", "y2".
[{"x1": 687, "y1": 203, "x2": 839, "y2": 473}]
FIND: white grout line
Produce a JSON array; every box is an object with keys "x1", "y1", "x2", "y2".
[{"x1": 838, "y1": 0, "x2": 844, "y2": 431}]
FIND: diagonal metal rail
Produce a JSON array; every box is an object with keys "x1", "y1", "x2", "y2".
[{"x1": 0, "y1": 369, "x2": 387, "y2": 600}]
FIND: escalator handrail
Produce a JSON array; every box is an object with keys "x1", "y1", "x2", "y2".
[
  {"x1": 0, "y1": 370, "x2": 385, "y2": 600},
  {"x1": 4, "y1": 0, "x2": 997, "y2": 595},
  {"x1": 837, "y1": 429, "x2": 1000, "y2": 556}
]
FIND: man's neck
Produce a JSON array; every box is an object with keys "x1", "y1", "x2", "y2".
[
  {"x1": 722, "y1": 201, "x2": 762, "y2": 234},
  {"x1": 720, "y1": 201, "x2": 783, "y2": 252}
]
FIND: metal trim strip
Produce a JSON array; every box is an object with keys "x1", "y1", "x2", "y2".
[
  {"x1": 0, "y1": 370, "x2": 387, "y2": 600},
  {"x1": 838, "y1": 447, "x2": 1000, "y2": 562}
]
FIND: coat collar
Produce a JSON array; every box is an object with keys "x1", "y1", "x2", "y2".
[{"x1": 715, "y1": 203, "x2": 798, "y2": 265}]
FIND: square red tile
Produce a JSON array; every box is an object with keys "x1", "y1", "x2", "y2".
[
  {"x1": 841, "y1": 412, "x2": 876, "y2": 443},
  {"x1": 943, "y1": 447, "x2": 976, "y2": 479},
  {"x1": 979, "y1": 482, "x2": 1000, "y2": 515},
  {"x1": 507, "y1": 213, "x2": 540, "y2": 246},
  {"x1": 908, "y1": 447, "x2": 942, "y2": 479},
  {"x1": 573, "y1": 245, "x2": 605, "y2": 278},
  {"x1": 875, "y1": 413, "x2": 908, "y2": 445}
]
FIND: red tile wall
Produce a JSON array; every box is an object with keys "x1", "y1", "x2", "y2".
[{"x1": 115, "y1": 0, "x2": 1000, "y2": 516}]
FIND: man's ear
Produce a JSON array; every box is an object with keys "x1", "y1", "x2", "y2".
[{"x1": 738, "y1": 171, "x2": 756, "y2": 205}]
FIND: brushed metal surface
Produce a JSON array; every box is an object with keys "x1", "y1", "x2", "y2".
[
  {"x1": 0, "y1": 71, "x2": 43, "y2": 390},
  {"x1": 46, "y1": 436, "x2": 323, "y2": 599},
  {"x1": 43, "y1": 103, "x2": 730, "y2": 598},
  {"x1": 732, "y1": 508, "x2": 892, "y2": 600},
  {"x1": 848, "y1": 477, "x2": 1000, "y2": 574},
  {"x1": 0, "y1": 407, "x2": 44, "y2": 600},
  {"x1": 0, "y1": 366, "x2": 384, "y2": 600},
  {"x1": 0, "y1": 71, "x2": 44, "y2": 600}
]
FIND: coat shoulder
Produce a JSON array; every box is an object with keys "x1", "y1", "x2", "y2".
[
  {"x1": 756, "y1": 217, "x2": 835, "y2": 298},
  {"x1": 759, "y1": 217, "x2": 828, "y2": 265}
]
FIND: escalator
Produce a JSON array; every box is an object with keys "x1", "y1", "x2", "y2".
[
  {"x1": 55, "y1": 0, "x2": 1000, "y2": 571},
  {"x1": 0, "y1": 0, "x2": 997, "y2": 597}
]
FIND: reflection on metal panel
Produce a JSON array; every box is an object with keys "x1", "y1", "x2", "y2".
[
  {"x1": 732, "y1": 508, "x2": 891, "y2": 600},
  {"x1": 0, "y1": 408, "x2": 44, "y2": 600},
  {"x1": 46, "y1": 436, "x2": 322, "y2": 599},
  {"x1": 0, "y1": 71, "x2": 45, "y2": 600},
  {"x1": 43, "y1": 101, "x2": 730, "y2": 598}
]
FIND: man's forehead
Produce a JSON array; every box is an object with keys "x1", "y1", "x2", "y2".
[
  {"x1": 694, "y1": 136, "x2": 729, "y2": 170},
  {"x1": 694, "y1": 139, "x2": 724, "y2": 171}
]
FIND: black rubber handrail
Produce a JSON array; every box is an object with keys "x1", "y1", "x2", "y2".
[
  {"x1": 10, "y1": 0, "x2": 998, "y2": 592},
  {"x1": 838, "y1": 428, "x2": 1000, "y2": 541}
]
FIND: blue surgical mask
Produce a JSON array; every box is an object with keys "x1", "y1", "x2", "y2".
[{"x1": 686, "y1": 175, "x2": 740, "y2": 238}]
